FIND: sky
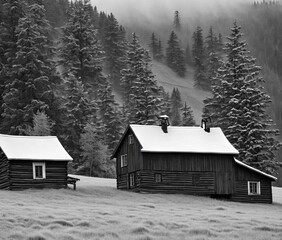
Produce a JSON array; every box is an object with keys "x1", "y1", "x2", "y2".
[{"x1": 90, "y1": 0, "x2": 256, "y2": 24}]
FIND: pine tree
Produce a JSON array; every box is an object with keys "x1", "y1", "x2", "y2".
[
  {"x1": 1, "y1": 3, "x2": 59, "y2": 134},
  {"x1": 79, "y1": 123, "x2": 114, "y2": 177},
  {"x1": 166, "y1": 31, "x2": 186, "y2": 77},
  {"x1": 63, "y1": 73, "x2": 97, "y2": 159},
  {"x1": 173, "y1": 10, "x2": 181, "y2": 31},
  {"x1": 149, "y1": 32, "x2": 158, "y2": 59},
  {"x1": 204, "y1": 22, "x2": 281, "y2": 174},
  {"x1": 192, "y1": 26, "x2": 208, "y2": 90},
  {"x1": 181, "y1": 102, "x2": 196, "y2": 126},
  {"x1": 59, "y1": 0, "x2": 103, "y2": 89},
  {"x1": 170, "y1": 88, "x2": 182, "y2": 126},
  {"x1": 102, "y1": 13, "x2": 127, "y2": 91},
  {"x1": 25, "y1": 111, "x2": 55, "y2": 136},
  {"x1": 97, "y1": 78, "x2": 123, "y2": 151},
  {"x1": 155, "y1": 39, "x2": 164, "y2": 62},
  {"x1": 121, "y1": 33, "x2": 161, "y2": 124}
]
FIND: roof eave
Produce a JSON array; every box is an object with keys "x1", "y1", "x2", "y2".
[{"x1": 234, "y1": 158, "x2": 277, "y2": 181}]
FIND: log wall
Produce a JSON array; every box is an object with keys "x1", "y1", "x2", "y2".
[
  {"x1": 9, "y1": 160, "x2": 68, "y2": 190},
  {"x1": 0, "y1": 151, "x2": 9, "y2": 189},
  {"x1": 139, "y1": 170, "x2": 215, "y2": 195},
  {"x1": 231, "y1": 164, "x2": 273, "y2": 203}
]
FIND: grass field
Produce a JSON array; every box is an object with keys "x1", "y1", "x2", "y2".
[{"x1": 1, "y1": 175, "x2": 282, "y2": 240}]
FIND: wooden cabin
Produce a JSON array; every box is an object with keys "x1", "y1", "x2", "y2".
[
  {"x1": 0, "y1": 134, "x2": 73, "y2": 190},
  {"x1": 112, "y1": 120, "x2": 276, "y2": 203}
]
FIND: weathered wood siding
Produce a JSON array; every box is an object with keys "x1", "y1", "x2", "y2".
[
  {"x1": 0, "y1": 151, "x2": 9, "y2": 189},
  {"x1": 143, "y1": 153, "x2": 235, "y2": 194},
  {"x1": 231, "y1": 164, "x2": 273, "y2": 203},
  {"x1": 139, "y1": 170, "x2": 215, "y2": 195},
  {"x1": 116, "y1": 129, "x2": 143, "y2": 187},
  {"x1": 9, "y1": 160, "x2": 68, "y2": 190},
  {"x1": 117, "y1": 171, "x2": 141, "y2": 190}
]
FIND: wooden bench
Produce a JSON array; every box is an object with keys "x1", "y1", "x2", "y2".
[{"x1": 67, "y1": 176, "x2": 80, "y2": 190}]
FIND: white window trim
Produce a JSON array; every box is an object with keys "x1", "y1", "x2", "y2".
[
  {"x1": 121, "y1": 154, "x2": 128, "y2": 168},
  {"x1": 248, "y1": 181, "x2": 261, "y2": 195},
  {"x1": 33, "y1": 162, "x2": 46, "y2": 179}
]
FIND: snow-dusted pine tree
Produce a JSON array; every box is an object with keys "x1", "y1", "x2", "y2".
[
  {"x1": 121, "y1": 33, "x2": 161, "y2": 125},
  {"x1": 97, "y1": 78, "x2": 123, "y2": 151},
  {"x1": 1, "y1": 3, "x2": 58, "y2": 134},
  {"x1": 204, "y1": 22, "x2": 281, "y2": 174},
  {"x1": 59, "y1": 0, "x2": 103, "y2": 89},
  {"x1": 166, "y1": 31, "x2": 186, "y2": 77}
]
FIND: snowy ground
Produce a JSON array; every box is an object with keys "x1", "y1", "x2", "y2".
[{"x1": 1, "y1": 175, "x2": 282, "y2": 240}]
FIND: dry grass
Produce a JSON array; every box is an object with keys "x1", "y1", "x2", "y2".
[{"x1": 1, "y1": 175, "x2": 282, "y2": 240}]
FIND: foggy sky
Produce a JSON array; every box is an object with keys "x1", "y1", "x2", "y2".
[{"x1": 90, "y1": 0, "x2": 256, "y2": 24}]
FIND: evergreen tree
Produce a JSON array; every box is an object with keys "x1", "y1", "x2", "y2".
[
  {"x1": 156, "y1": 39, "x2": 164, "y2": 62},
  {"x1": 173, "y1": 10, "x2": 181, "y2": 31},
  {"x1": 1, "y1": 3, "x2": 59, "y2": 134},
  {"x1": 121, "y1": 33, "x2": 161, "y2": 124},
  {"x1": 204, "y1": 22, "x2": 281, "y2": 174},
  {"x1": 170, "y1": 88, "x2": 182, "y2": 126},
  {"x1": 97, "y1": 78, "x2": 123, "y2": 151},
  {"x1": 102, "y1": 13, "x2": 127, "y2": 91},
  {"x1": 63, "y1": 73, "x2": 97, "y2": 159},
  {"x1": 159, "y1": 86, "x2": 171, "y2": 115},
  {"x1": 25, "y1": 111, "x2": 55, "y2": 136},
  {"x1": 149, "y1": 32, "x2": 158, "y2": 59},
  {"x1": 59, "y1": 0, "x2": 103, "y2": 89},
  {"x1": 166, "y1": 31, "x2": 186, "y2": 77},
  {"x1": 79, "y1": 123, "x2": 114, "y2": 177},
  {"x1": 181, "y1": 102, "x2": 196, "y2": 126},
  {"x1": 192, "y1": 26, "x2": 208, "y2": 90}
]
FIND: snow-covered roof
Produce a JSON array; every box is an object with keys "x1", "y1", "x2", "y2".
[
  {"x1": 0, "y1": 134, "x2": 73, "y2": 161},
  {"x1": 234, "y1": 158, "x2": 277, "y2": 181},
  {"x1": 128, "y1": 125, "x2": 239, "y2": 154}
]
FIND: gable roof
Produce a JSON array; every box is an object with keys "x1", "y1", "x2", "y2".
[
  {"x1": 0, "y1": 134, "x2": 73, "y2": 161},
  {"x1": 113, "y1": 125, "x2": 239, "y2": 156},
  {"x1": 234, "y1": 158, "x2": 277, "y2": 181}
]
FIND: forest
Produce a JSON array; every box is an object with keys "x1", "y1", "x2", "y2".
[{"x1": 0, "y1": 0, "x2": 282, "y2": 181}]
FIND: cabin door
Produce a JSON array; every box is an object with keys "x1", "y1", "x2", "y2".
[{"x1": 216, "y1": 172, "x2": 233, "y2": 195}]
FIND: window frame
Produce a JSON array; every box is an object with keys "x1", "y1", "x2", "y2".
[
  {"x1": 155, "y1": 173, "x2": 162, "y2": 183},
  {"x1": 32, "y1": 162, "x2": 46, "y2": 180},
  {"x1": 248, "y1": 181, "x2": 261, "y2": 195},
  {"x1": 121, "y1": 154, "x2": 128, "y2": 168},
  {"x1": 129, "y1": 134, "x2": 134, "y2": 145}
]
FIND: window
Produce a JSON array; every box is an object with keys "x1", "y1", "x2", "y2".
[
  {"x1": 129, "y1": 135, "x2": 134, "y2": 145},
  {"x1": 121, "y1": 154, "x2": 128, "y2": 167},
  {"x1": 248, "y1": 181, "x2": 261, "y2": 195},
  {"x1": 155, "y1": 173, "x2": 162, "y2": 183},
  {"x1": 129, "y1": 173, "x2": 135, "y2": 187},
  {"x1": 33, "y1": 162, "x2": 46, "y2": 179}
]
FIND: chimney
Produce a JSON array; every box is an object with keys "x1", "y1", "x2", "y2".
[
  {"x1": 201, "y1": 117, "x2": 211, "y2": 133},
  {"x1": 158, "y1": 115, "x2": 170, "y2": 133}
]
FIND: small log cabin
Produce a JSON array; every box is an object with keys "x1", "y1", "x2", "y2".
[
  {"x1": 0, "y1": 134, "x2": 73, "y2": 190},
  {"x1": 112, "y1": 120, "x2": 277, "y2": 203}
]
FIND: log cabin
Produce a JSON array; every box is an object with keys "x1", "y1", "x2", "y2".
[
  {"x1": 112, "y1": 117, "x2": 277, "y2": 203},
  {"x1": 0, "y1": 134, "x2": 73, "y2": 190}
]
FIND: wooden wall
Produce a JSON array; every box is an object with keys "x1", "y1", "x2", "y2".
[
  {"x1": 0, "y1": 151, "x2": 9, "y2": 189},
  {"x1": 143, "y1": 153, "x2": 235, "y2": 195},
  {"x1": 139, "y1": 170, "x2": 215, "y2": 195},
  {"x1": 9, "y1": 160, "x2": 68, "y2": 190},
  {"x1": 116, "y1": 129, "x2": 143, "y2": 176},
  {"x1": 231, "y1": 164, "x2": 273, "y2": 203}
]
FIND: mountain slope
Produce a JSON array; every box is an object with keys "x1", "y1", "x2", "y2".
[{"x1": 152, "y1": 60, "x2": 210, "y2": 124}]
